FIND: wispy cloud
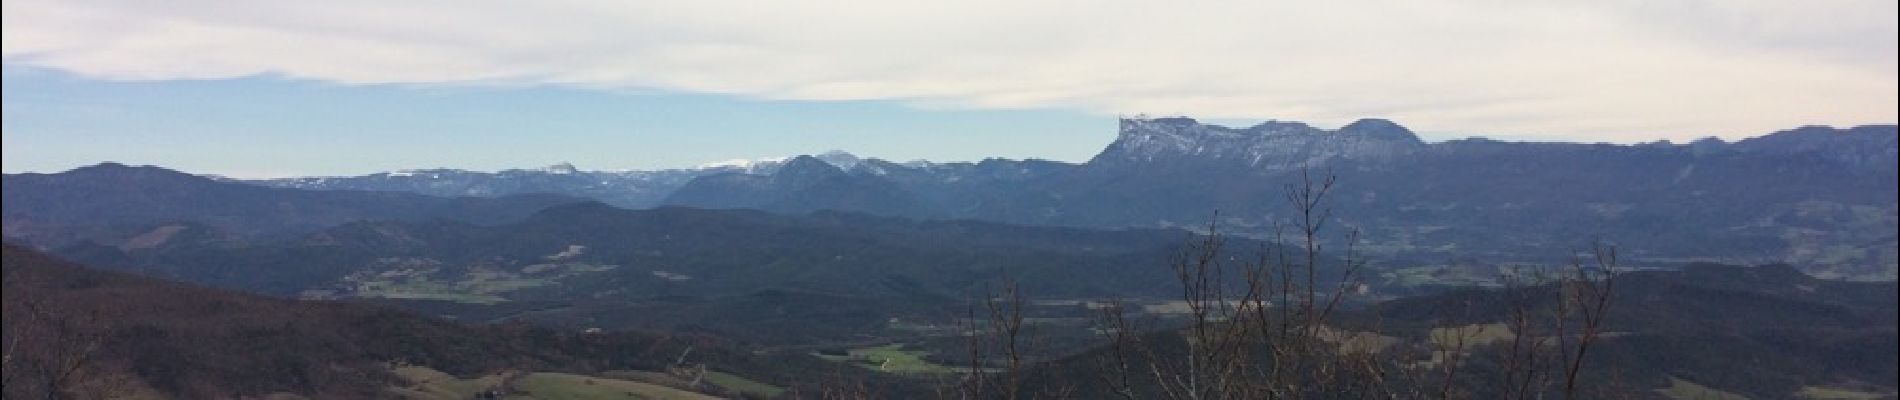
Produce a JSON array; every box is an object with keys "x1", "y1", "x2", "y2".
[{"x1": 4, "y1": 0, "x2": 1894, "y2": 141}]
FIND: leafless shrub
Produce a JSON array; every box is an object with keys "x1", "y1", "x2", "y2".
[{"x1": 954, "y1": 169, "x2": 1618, "y2": 399}]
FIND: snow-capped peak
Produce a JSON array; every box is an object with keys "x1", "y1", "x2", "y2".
[
  {"x1": 543, "y1": 162, "x2": 580, "y2": 174},
  {"x1": 1093, "y1": 116, "x2": 1424, "y2": 168},
  {"x1": 698, "y1": 156, "x2": 790, "y2": 170},
  {"x1": 694, "y1": 152, "x2": 861, "y2": 174},
  {"x1": 814, "y1": 150, "x2": 862, "y2": 170}
]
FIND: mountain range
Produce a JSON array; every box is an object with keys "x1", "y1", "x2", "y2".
[
  {"x1": 248, "y1": 151, "x2": 869, "y2": 208},
  {"x1": 233, "y1": 117, "x2": 1899, "y2": 279},
  {"x1": 4, "y1": 116, "x2": 1897, "y2": 399},
  {"x1": 2, "y1": 162, "x2": 589, "y2": 249}
]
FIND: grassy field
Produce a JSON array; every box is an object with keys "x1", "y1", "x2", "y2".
[
  {"x1": 1315, "y1": 327, "x2": 1401, "y2": 354},
  {"x1": 1398, "y1": 323, "x2": 1515, "y2": 369},
  {"x1": 1655, "y1": 377, "x2": 1749, "y2": 400},
  {"x1": 392, "y1": 367, "x2": 768, "y2": 400},
  {"x1": 704, "y1": 371, "x2": 786, "y2": 398},
  {"x1": 599, "y1": 369, "x2": 784, "y2": 398},
  {"x1": 357, "y1": 279, "x2": 512, "y2": 304},
  {"x1": 1796, "y1": 385, "x2": 1893, "y2": 399},
  {"x1": 1380, "y1": 265, "x2": 1513, "y2": 288},
  {"x1": 598, "y1": 370, "x2": 693, "y2": 388},
  {"x1": 351, "y1": 262, "x2": 616, "y2": 304},
  {"x1": 817, "y1": 344, "x2": 955, "y2": 374},
  {"x1": 1429, "y1": 323, "x2": 1514, "y2": 348},
  {"x1": 388, "y1": 366, "x2": 511, "y2": 400},
  {"x1": 506, "y1": 372, "x2": 719, "y2": 400}
]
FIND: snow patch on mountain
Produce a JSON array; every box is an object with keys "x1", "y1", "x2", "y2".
[
  {"x1": 542, "y1": 162, "x2": 580, "y2": 175},
  {"x1": 698, "y1": 156, "x2": 790, "y2": 170},
  {"x1": 814, "y1": 150, "x2": 863, "y2": 170},
  {"x1": 1092, "y1": 116, "x2": 1425, "y2": 169}
]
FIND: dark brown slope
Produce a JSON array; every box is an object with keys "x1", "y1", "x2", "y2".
[
  {"x1": 3, "y1": 243, "x2": 573, "y2": 398},
  {"x1": 0, "y1": 243, "x2": 865, "y2": 399}
]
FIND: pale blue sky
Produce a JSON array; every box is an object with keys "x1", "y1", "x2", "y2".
[
  {"x1": 2, "y1": 66, "x2": 1114, "y2": 177},
  {"x1": 3, "y1": 1, "x2": 1893, "y2": 177}
]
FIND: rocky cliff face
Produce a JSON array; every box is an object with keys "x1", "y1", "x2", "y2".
[{"x1": 1088, "y1": 117, "x2": 1425, "y2": 170}]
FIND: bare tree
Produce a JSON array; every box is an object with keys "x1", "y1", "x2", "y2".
[
  {"x1": 1083, "y1": 168, "x2": 1390, "y2": 399},
  {"x1": 985, "y1": 281, "x2": 1028, "y2": 400},
  {"x1": 952, "y1": 280, "x2": 1076, "y2": 400},
  {"x1": 1092, "y1": 299, "x2": 1143, "y2": 400},
  {"x1": 1557, "y1": 242, "x2": 1618, "y2": 399},
  {"x1": 1495, "y1": 267, "x2": 1557, "y2": 400},
  {"x1": 967, "y1": 170, "x2": 1619, "y2": 399},
  {"x1": 2, "y1": 297, "x2": 113, "y2": 400}
]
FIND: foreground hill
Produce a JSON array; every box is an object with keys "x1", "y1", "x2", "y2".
[
  {"x1": 1379, "y1": 263, "x2": 1896, "y2": 398},
  {"x1": 0, "y1": 244, "x2": 877, "y2": 399},
  {"x1": 2, "y1": 163, "x2": 587, "y2": 248},
  {"x1": 1025, "y1": 263, "x2": 1898, "y2": 399}
]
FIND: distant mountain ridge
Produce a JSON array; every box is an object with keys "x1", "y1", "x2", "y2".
[
  {"x1": 664, "y1": 155, "x2": 933, "y2": 217},
  {"x1": 1728, "y1": 125, "x2": 1900, "y2": 171},
  {"x1": 658, "y1": 118, "x2": 1900, "y2": 278},
  {"x1": 252, "y1": 162, "x2": 769, "y2": 208},
  {"x1": 237, "y1": 118, "x2": 1897, "y2": 210},
  {"x1": 23, "y1": 117, "x2": 1900, "y2": 279},
  {"x1": 2, "y1": 163, "x2": 588, "y2": 248},
  {"x1": 247, "y1": 150, "x2": 875, "y2": 208},
  {"x1": 242, "y1": 119, "x2": 1895, "y2": 206}
]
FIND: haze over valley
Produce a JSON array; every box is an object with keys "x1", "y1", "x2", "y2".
[{"x1": 3, "y1": 1, "x2": 1895, "y2": 399}]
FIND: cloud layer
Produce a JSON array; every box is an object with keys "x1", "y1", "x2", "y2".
[{"x1": 5, "y1": 0, "x2": 1895, "y2": 141}]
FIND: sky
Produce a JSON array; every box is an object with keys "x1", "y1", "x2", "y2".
[{"x1": 3, "y1": 0, "x2": 1895, "y2": 178}]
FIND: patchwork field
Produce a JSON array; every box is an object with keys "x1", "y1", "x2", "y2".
[
  {"x1": 1796, "y1": 385, "x2": 1895, "y2": 399},
  {"x1": 1655, "y1": 377, "x2": 1750, "y2": 400},
  {"x1": 356, "y1": 278, "x2": 517, "y2": 304},
  {"x1": 346, "y1": 258, "x2": 618, "y2": 304},
  {"x1": 507, "y1": 372, "x2": 719, "y2": 400},
  {"x1": 816, "y1": 344, "x2": 956, "y2": 374},
  {"x1": 389, "y1": 365, "x2": 512, "y2": 400},
  {"x1": 704, "y1": 371, "x2": 787, "y2": 398},
  {"x1": 388, "y1": 365, "x2": 779, "y2": 399}
]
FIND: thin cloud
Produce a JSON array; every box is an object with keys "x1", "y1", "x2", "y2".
[{"x1": 3, "y1": 0, "x2": 1894, "y2": 141}]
